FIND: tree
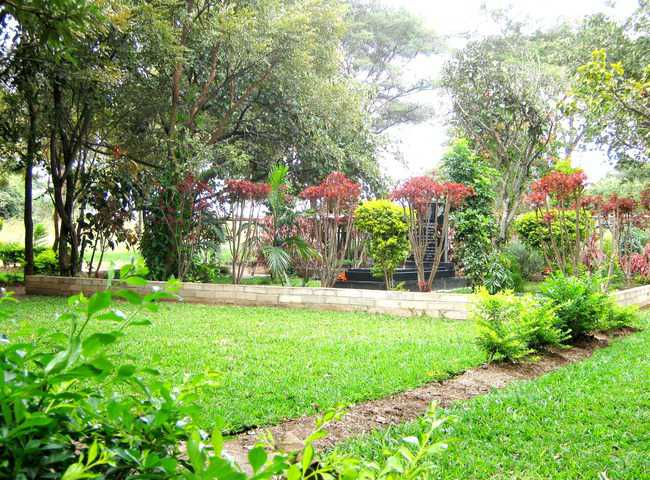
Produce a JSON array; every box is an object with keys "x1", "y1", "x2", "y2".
[
  {"x1": 442, "y1": 37, "x2": 561, "y2": 243},
  {"x1": 257, "y1": 164, "x2": 316, "y2": 285},
  {"x1": 300, "y1": 172, "x2": 361, "y2": 288},
  {"x1": 574, "y1": 49, "x2": 650, "y2": 168},
  {"x1": 342, "y1": 0, "x2": 439, "y2": 133},
  {"x1": 525, "y1": 169, "x2": 590, "y2": 274},
  {"x1": 391, "y1": 177, "x2": 473, "y2": 292},
  {"x1": 0, "y1": 0, "x2": 105, "y2": 275},
  {"x1": 440, "y1": 139, "x2": 498, "y2": 288},
  {"x1": 221, "y1": 179, "x2": 270, "y2": 284},
  {"x1": 354, "y1": 199, "x2": 409, "y2": 289}
]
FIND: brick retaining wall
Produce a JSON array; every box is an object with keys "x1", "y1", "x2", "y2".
[
  {"x1": 24, "y1": 276, "x2": 650, "y2": 319},
  {"x1": 25, "y1": 275, "x2": 475, "y2": 319},
  {"x1": 612, "y1": 284, "x2": 650, "y2": 308}
]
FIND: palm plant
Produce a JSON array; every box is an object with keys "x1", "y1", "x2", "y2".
[{"x1": 259, "y1": 165, "x2": 317, "y2": 285}]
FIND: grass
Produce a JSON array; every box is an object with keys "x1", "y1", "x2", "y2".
[
  {"x1": 6, "y1": 296, "x2": 484, "y2": 433},
  {"x1": 337, "y1": 318, "x2": 650, "y2": 479}
]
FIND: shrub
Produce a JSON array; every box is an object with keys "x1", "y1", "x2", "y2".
[
  {"x1": 519, "y1": 298, "x2": 569, "y2": 350},
  {"x1": 505, "y1": 240, "x2": 544, "y2": 280},
  {"x1": 473, "y1": 288, "x2": 533, "y2": 361},
  {"x1": 538, "y1": 273, "x2": 610, "y2": 338},
  {"x1": 0, "y1": 242, "x2": 24, "y2": 267},
  {"x1": 602, "y1": 302, "x2": 639, "y2": 330},
  {"x1": 33, "y1": 248, "x2": 58, "y2": 275},
  {"x1": 33, "y1": 223, "x2": 48, "y2": 249},
  {"x1": 483, "y1": 251, "x2": 517, "y2": 294},
  {"x1": 514, "y1": 210, "x2": 592, "y2": 262},
  {"x1": 473, "y1": 288, "x2": 570, "y2": 362},
  {"x1": 441, "y1": 139, "x2": 498, "y2": 288},
  {"x1": 354, "y1": 199, "x2": 410, "y2": 289}
]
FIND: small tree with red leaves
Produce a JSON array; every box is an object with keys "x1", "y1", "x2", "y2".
[
  {"x1": 600, "y1": 194, "x2": 641, "y2": 287},
  {"x1": 222, "y1": 179, "x2": 271, "y2": 284},
  {"x1": 300, "y1": 172, "x2": 361, "y2": 288},
  {"x1": 390, "y1": 176, "x2": 473, "y2": 292},
  {"x1": 526, "y1": 171, "x2": 589, "y2": 274},
  {"x1": 142, "y1": 173, "x2": 219, "y2": 281}
]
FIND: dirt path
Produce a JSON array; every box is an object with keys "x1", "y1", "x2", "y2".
[{"x1": 223, "y1": 329, "x2": 635, "y2": 468}]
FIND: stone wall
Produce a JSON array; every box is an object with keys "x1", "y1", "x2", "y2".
[
  {"x1": 612, "y1": 284, "x2": 650, "y2": 308},
  {"x1": 25, "y1": 275, "x2": 475, "y2": 319},
  {"x1": 24, "y1": 276, "x2": 650, "y2": 319}
]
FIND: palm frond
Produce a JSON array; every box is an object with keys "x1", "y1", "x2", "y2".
[{"x1": 262, "y1": 245, "x2": 291, "y2": 285}]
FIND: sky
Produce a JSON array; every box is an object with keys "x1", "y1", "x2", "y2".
[{"x1": 380, "y1": 0, "x2": 639, "y2": 184}]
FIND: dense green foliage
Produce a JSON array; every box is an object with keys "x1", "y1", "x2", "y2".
[
  {"x1": 514, "y1": 210, "x2": 592, "y2": 258},
  {"x1": 472, "y1": 288, "x2": 569, "y2": 361},
  {"x1": 354, "y1": 199, "x2": 410, "y2": 289},
  {"x1": 441, "y1": 139, "x2": 497, "y2": 288},
  {"x1": 33, "y1": 248, "x2": 58, "y2": 275},
  {"x1": 338, "y1": 319, "x2": 650, "y2": 479},
  {"x1": 538, "y1": 272, "x2": 627, "y2": 339},
  {"x1": 474, "y1": 271, "x2": 638, "y2": 361},
  {"x1": 504, "y1": 239, "x2": 545, "y2": 281}
]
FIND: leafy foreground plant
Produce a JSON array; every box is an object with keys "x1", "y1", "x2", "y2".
[{"x1": 0, "y1": 263, "x2": 450, "y2": 479}]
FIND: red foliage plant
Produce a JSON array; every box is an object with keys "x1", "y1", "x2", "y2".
[
  {"x1": 299, "y1": 172, "x2": 361, "y2": 288},
  {"x1": 629, "y1": 243, "x2": 650, "y2": 281},
  {"x1": 600, "y1": 193, "x2": 642, "y2": 286},
  {"x1": 525, "y1": 170, "x2": 589, "y2": 274},
  {"x1": 390, "y1": 176, "x2": 473, "y2": 292},
  {"x1": 222, "y1": 179, "x2": 271, "y2": 284},
  {"x1": 223, "y1": 179, "x2": 271, "y2": 202}
]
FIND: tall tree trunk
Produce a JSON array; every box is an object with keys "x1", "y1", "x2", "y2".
[{"x1": 23, "y1": 97, "x2": 37, "y2": 276}]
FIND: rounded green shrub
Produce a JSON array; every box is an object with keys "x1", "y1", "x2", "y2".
[
  {"x1": 33, "y1": 248, "x2": 58, "y2": 275},
  {"x1": 513, "y1": 209, "x2": 592, "y2": 253},
  {"x1": 354, "y1": 199, "x2": 410, "y2": 289}
]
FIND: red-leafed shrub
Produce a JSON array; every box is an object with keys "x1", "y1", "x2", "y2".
[
  {"x1": 222, "y1": 179, "x2": 271, "y2": 284},
  {"x1": 390, "y1": 176, "x2": 473, "y2": 292},
  {"x1": 600, "y1": 193, "x2": 643, "y2": 286},
  {"x1": 525, "y1": 170, "x2": 589, "y2": 274},
  {"x1": 142, "y1": 173, "x2": 219, "y2": 280},
  {"x1": 299, "y1": 172, "x2": 361, "y2": 288},
  {"x1": 629, "y1": 243, "x2": 650, "y2": 281}
]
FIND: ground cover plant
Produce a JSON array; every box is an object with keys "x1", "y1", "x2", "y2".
[
  {"x1": 337, "y1": 316, "x2": 650, "y2": 479},
  {"x1": 6, "y1": 296, "x2": 484, "y2": 434}
]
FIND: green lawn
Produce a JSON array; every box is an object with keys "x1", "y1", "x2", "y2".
[
  {"x1": 5, "y1": 296, "x2": 483, "y2": 433},
  {"x1": 338, "y1": 320, "x2": 650, "y2": 479}
]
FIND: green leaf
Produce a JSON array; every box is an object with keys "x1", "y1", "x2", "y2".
[
  {"x1": 248, "y1": 446, "x2": 267, "y2": 473},
  {"x1": 82, "y1": 333, "x2": 117, "y2": 357},
  {"x1": 114, "y1": 289, "x2": 142, "y2": 305},
  {"x1": 125, "y1": 276, "x2": 147, "y2": 287},
  {"x1": 118, "y1": 365, "x2": 136, "y2": 378},
  {"x1": 87, "y1": 291, "x2": 111, "y2": 316},
  {"x1": 302, "y1": 444, "x2": 314, "y2": 473}
]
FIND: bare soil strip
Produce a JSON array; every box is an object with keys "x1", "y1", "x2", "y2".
[{"x1": 223, "y1": 329, "x2": 635, "y2": 468}]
